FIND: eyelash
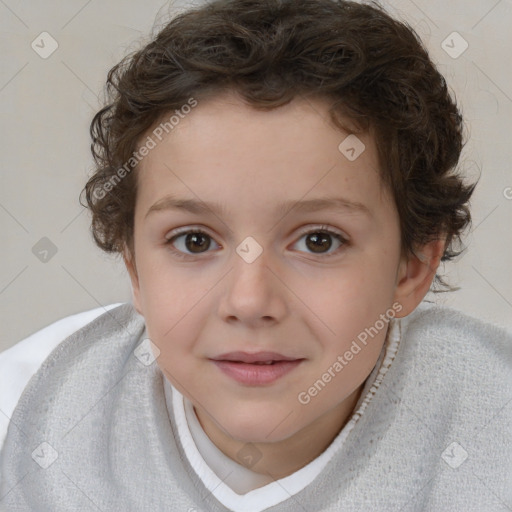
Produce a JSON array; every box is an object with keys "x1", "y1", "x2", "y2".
[{"x1": 164, "y1": 225, "x2": 348, "y2": 260}]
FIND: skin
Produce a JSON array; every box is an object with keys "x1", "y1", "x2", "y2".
[{"x1": 124, "y1": 90, "x2": 445, "y2": 483}]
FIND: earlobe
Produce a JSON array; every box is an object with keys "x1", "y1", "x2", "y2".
[
  {"x1": 123, "y1": 247, "x2": 143, "y2": 315},
  {"x1": 392, "y1": 238, "x2": 446, "y2": 317}
]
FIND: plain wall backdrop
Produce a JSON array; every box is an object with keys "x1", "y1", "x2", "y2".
[{"x1": 1, "y1": 0, "x2": 512, "y2": 353}]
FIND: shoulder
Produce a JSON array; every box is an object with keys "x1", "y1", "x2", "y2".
[
  {"x1": 401, "y1": 301, "x2": 512, "y2": 359},
  {"x1": 0, "y1": 303, "x2": 125, "y2": 450},
  {"x1": 395, "y1": 300, "x2": 512, "y2": 399}
]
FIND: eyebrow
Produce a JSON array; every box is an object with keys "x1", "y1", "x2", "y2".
[{"x1": 145, "y1": 195, "x2": 372, "y2": 220}]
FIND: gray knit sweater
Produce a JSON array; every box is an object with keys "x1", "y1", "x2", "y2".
[{"x1": 1, "y1": 302, "x2": 511, "y2": 511}]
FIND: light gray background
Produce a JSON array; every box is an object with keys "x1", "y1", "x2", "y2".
[{"x1": 1, "y1": 0, "x2": 511, "y2": 353}]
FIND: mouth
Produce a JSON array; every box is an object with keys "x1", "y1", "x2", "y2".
[
  {"x1": 210, "y1": 351, "x2": 305, "y2": 385},
  {"x1": 211, "y1": 351, "x2": 302, "y2": 364}
]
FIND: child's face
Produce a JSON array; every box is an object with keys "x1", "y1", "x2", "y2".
[{"x1": 126, "y1": 91, "x2": 413, "y2": 444}]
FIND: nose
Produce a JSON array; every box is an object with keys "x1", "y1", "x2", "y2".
[{"x1": 217, "y1": 248, "x2": 288, "y2": 328}]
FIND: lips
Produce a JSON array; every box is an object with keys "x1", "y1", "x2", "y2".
[
  {"x1": 211, "y1": 351, "x2": 301, "y2": 364},
  {"x1": 210, "y1": 351, "x2": 304, "y2": 385}
]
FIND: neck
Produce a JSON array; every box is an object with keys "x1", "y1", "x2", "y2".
[{"x1": 193, "y1": 383, "x2": 364, "y2": 481}]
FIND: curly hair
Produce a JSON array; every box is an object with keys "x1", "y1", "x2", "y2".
[{"x1": 82, "y1": 0, "x2": 477, "y2": 293}]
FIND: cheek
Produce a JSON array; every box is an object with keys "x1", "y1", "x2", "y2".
[
  {"x1": 137, "y1": 250, "x2": 207, "y2": 318},
  {"x1": 135, "y1": 259, "x2": 210, "y2": 358},
  {"x1": 144, "y1": 298, "x2": 211, "y2": 389},
  {"x1": 293, "y1": 256, "x2": 398, "y2": 374},
  {"x1": 297, "y1": 262, "x2": 394, "y2": 334}
]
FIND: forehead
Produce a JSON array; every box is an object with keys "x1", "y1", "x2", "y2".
[{"x1": 134, "y1": 92, "x2": 391, "y2": 221}]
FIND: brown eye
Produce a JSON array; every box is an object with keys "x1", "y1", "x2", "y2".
[
  {"x1": 184, "y1": 232, "x2": 211, "y2": 253},
  {"x1": 305, "y1": 232, "x2": 333, "y2": 253},
  {"x1": 166, "y1": 230, "x2": 219, "y2": 256},
  {"x1": 293, "y1": 227, "x2": 347, "y2": 257}
]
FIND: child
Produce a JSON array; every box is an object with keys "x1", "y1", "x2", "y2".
[{"x1": 1, "y1": 0, "x2": 511, "y2": 510}]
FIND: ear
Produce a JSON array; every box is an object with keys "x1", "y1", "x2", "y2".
[
  {"x1": 123, "y1": 246, "x2": 143, "y2": 315},
  {"x1": 392, "y1": 238, "x2": 446, "y2": 318}
]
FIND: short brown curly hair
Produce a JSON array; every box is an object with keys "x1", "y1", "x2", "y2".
[{"x1": 82, "y1": 0, "x2": 477, "y2": 293}]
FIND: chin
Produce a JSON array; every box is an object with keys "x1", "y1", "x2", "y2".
[{"x1": 220, "y1": 413, "x2": 299, "y2": 444}]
